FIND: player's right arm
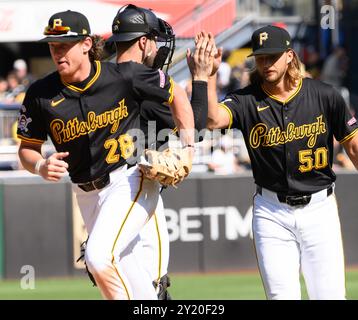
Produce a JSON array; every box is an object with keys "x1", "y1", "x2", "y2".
[
  {"x1": 17, "y1": 83, "x2": 69, "y2": 181},
  {"x1": 18, "y1": 141, "x2": 69, "y2": 181},
  {"x1": 207, "y1": 74, "x2": 232, "y2": 129},
  {"x1": 168, "y1": 83, "x2": 195, "y2": 148},
  {"x1": 187, "y1": 31, "x2": 231, "y2": 130}
]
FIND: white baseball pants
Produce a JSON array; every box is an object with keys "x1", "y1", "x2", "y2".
[
  {"x1": 252, "y1": 185, "x2": 346, "y2": 300},
  {"x1": 73, "y1": 165, "x2": 160, "y2": 300},
  {"x1": 135, "y1": 195, "x2": 170, "y2": 285}
]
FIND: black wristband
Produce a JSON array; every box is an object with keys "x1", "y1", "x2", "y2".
[{"x1": 182, "y1": 144, "x2": 195, "y2": 148}]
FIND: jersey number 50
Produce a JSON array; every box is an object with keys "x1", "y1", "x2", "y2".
[
  {"x1": 104, "y1": 134, "x2": 135, "y2": 164},
  {"x1": 298, "y1": 147, "x2": 328, "y2": 173}
]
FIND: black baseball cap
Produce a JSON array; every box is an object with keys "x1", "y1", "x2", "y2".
[
  {"x1": 248, "y1": 25, "x2": 291, "y2": 57},
  {"x1": 107, "y1": 4, "x2": 166, "y2": 42},
  {"x1": 40, "y1": 10, "x2": 91, "y2": 42}
]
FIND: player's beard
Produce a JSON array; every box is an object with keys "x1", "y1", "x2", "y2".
[
  {"x1": 143, "y1": 50, "x2": 155, "y2": 68},
  {"x1": 143, "y1": 39, "x2": 157, "y2": 68},
  {"x1": 262, "y1": 67, "x2": 287, "y2": 86}
]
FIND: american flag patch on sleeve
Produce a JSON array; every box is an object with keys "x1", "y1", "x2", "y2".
[
  {"x1": 158, "y1": 69, "x2": 165, "y2": 88},
  {"x1": 347, "y1": 117, "x2": 357, "y2": 126}
]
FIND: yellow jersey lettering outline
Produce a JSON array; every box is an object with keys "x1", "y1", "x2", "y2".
[
  {"x1": 50, "y1": 98, "x2": 129, "y2": 144},
  {"x1": 249, "y1": 115, "x2": 326, "y2": 149}
]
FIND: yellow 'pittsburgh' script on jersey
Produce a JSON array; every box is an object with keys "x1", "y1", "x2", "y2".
[
  {"x1": 249, "y1": 115, "x2": 326, "y2": 149},
  {"x1": 50, "y1": 99, "x2": 128, "y2": 144}
]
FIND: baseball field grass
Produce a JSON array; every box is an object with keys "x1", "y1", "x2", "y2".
[{"x1": 1, "y1": 269, "x2": 358, "y2": 300}]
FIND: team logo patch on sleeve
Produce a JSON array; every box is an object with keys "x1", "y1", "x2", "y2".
[
  {"x1": 347, "y1": 117, "x2": 357, "y2": 126},
  {"x1": 158, "y1": 69, "x2": 165, "y2": 88},
  {"x1": 18, "y1": 115, "x2": 32, "y2": 132}
]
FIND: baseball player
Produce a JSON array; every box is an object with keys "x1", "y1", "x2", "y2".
[
  {"x1": 191, "y1": 27, "x2": 358, "y2": 299},
  {"x1": 17, "y1": 10, "x2": 199, "y2": 300},
  {"x1": 106, "y1": 4, "x2": 211, "y2": 300}
]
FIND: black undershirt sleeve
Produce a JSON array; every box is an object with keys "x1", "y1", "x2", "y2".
[{"x1": 190, "y1": 80, "x2": 208, "y2": 132}]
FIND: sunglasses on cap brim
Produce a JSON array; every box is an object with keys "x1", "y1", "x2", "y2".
[{"x1": 44, "y1": 25, "x2": 87, "y2": 37}]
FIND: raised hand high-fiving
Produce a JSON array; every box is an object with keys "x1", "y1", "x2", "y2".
[{"x1": 186, "y1": 31, "x2": 217, "y2": 81}]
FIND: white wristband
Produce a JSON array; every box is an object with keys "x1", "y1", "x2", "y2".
[{"x1": 34, "y1": 159, "x2": 45, "y2": 175}]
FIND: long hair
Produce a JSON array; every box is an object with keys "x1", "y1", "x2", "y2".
[
  {"x1": 249, "y1": 50, "x2": 303, "y2": 88},
  {"x1": 88, "y1": 35, "x2": 105, "y2": 62}
]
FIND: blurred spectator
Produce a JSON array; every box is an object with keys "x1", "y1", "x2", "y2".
[
  {"x1": 0, "y1": 77, "x2": 8, "y2": 101},
  {"x1": 224, "y1": 63, "x2": 241, "y2": 93},
  {"x1": 272, "y1": 21, "x2": 288, "y2": 30},
  {"x1": 11, "y1": 120, "x2": 24, "y2": 170},
  {"x1": 320, "y1": 46, "x2": 349, "y2": 88},
  {"x1": 235, "y1": 131, "x2": 251, "y2": 170},
  {"x1": 302, "y1": 45, "x2": 322, "y2": 79},
  {"x1": 4, "y1": 71, "x2": 25, "y2": 103},
  {"x1": 217, "y1": 50, "x2": 232, "y2": 99},
  {"x1": 13, "y1": 59, "x2": 35, "y2": 89},
  {"x1": 239, "y1": 58, "x2": 255, "y2": 88},
  {"x1": 208, "y1": 134, "x2": 242, "y2": 175},
  {"x1": 299, "y1": 62, "x2": 313, "y2": 79},
  {"x1": 339, "y1": 86, "x2": 351, "y2": 109}
]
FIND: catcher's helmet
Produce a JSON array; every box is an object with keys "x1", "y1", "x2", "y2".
[{"x1": 107, "y1": 4, "x2": 175, "y2": 72}]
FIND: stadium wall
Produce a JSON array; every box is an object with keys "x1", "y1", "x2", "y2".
[{"x1": 0, "y1": 172, "x2": 357, "y2": 279}]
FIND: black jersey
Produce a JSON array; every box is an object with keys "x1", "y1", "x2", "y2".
[
  {"x1": 140, "y1": 100, "x2": 175, "y2": 149},
  {"x1": 220, "y1": 78, "x2": 358, "y2": 194},
  {"x1": 140, "y1": 80, "x2": 208, "y2": 149},
  {"x1": 17, "y1": 61, "x2": 173, "y2": 183}
]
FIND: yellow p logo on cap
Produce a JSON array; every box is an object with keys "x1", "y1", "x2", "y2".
[
  {"x1": 259, "y1": 32, "x2": 268, "y2": 45},
  {"x1": 53, "y1": 18, "x2": 63, "y2": 28}
]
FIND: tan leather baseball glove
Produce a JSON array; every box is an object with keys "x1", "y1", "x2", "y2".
[{"x1": 138, "y1": 147, "x2": 193, "y2": 187}]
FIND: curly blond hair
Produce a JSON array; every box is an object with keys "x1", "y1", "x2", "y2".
[{"x1": 88, "y1": 35, "x2": 105, "y2": 62}]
